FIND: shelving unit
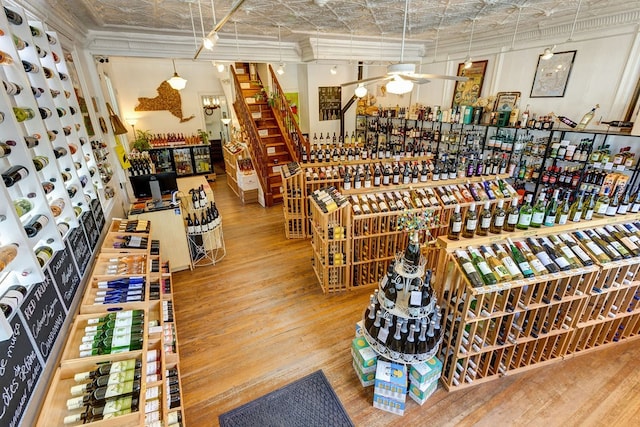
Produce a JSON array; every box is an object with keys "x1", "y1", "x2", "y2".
[
  {"x1": 37, "y1": 218, "x2": 186, "y2": 426},
  {"x1": 436, "y1": 213, "x2": 640, "y2": 391}
]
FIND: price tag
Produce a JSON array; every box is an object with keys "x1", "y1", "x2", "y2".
[
  {"x1": 604, "y1": 162, "x2": 614, "y2": 170},
  {"x1": 594, "y1": 162, "x2": 602, "y2": 169},
  {"x1": 616, "y1": 165, "x2": 626, "y2": 171},
  {"x1": 377, "y1": 328, "x2": 389, "y2": 343},
  {"x1": 410, "y1": 290, "x2": 422, "y2": 306},
  {"x1": 130, "y1": 236, "x2": 142, "y2": 248}
]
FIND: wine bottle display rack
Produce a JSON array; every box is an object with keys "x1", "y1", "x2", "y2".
[
  {"x1": 38, "y1": 218, "x2": 186, "y2": 426},
  {"x1": 436, "y1": 214, "x2": 640, "y2": 391}
]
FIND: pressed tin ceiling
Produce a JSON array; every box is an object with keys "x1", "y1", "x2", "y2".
[{"x1": 21, "y1": 0, "x2": 640, "y2": 60}]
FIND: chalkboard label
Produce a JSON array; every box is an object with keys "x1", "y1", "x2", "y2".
[
  {"x1": 81, "y1": 210, "x2": 99, "y2": 250},
  {"x1": 0, "y1": 315, "x2": 43, "y2": 427},
  {"x1": 50, "y1": 244, "x2": 81, "y2": 310},
  {"x1": 90, "y1": 197, "x2": 105, "y2": 230},
  {"x1": 20, "y1": 270, "x2": 66, "y2": 362},
  {"x1": 69, "y1": 224, "x2": 91, "y2": 275}
]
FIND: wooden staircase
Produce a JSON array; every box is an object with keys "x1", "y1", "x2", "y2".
[{"x1": 232, "y1": 63, "x2": 294, "y2": 206}]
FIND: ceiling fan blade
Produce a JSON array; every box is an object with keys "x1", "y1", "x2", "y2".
[
  {"x1": 401, "y1": 75, "x2": 430, "y2": 84},
  {"x1": 340, "y1": 75, "x2": 390, "y2": 87},
  {"x1": 413, "y1": 73, "x2": 469, "y2": 82}
]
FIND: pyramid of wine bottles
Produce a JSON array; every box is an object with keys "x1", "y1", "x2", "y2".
[{"x1": 362, "y1": 233, "x2": 443, "y2": 363}]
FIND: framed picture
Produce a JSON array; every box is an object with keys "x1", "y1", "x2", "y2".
[
  {"x1": 530, "y1": 50, "x2": 576, "y2": 98},
  {"x1": 318, "y1": 86, "x2": 341, "y2": 121},
  {"x1": 452, "y1": 60, "x2": 488, "y2": 107},
  {"x1": 494, "y1": 92, "x2": 521, "y2": 112}
]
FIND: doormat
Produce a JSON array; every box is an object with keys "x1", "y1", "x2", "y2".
[{"x1": 219, "y1": 370, "x2": 354, "y2": 427}]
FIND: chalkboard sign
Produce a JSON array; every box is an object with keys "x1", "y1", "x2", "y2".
[
  {"x1": 0, "y1": 315, "x2": 43, "y2": 427},
  {"x1": 19, "y1": 270, "x2": 66, "y2": 362},
  {"x1": 81, "y1": 210, "x2": 99, "y2": 250},
  {"x1": 69, "y1": 224, "x2": 91, "y2": 275},
  {"x1": 50, "y1": 244, "x2": 81, "y2": 310},
  {"x1": 91, "y1": 197, "x2": 105, "y2": 230}
]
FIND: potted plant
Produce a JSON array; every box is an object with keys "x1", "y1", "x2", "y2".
[{"x1": 131, "y1": 129, "x2": 152, "y2": 152}]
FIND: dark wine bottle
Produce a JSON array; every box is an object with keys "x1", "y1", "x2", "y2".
[
  {"x1": 24, "y1": 214, "x2": 49, "y2": 238},
  {"x1": 2, "y1": 165, "x2": 29, "y2": 187}
]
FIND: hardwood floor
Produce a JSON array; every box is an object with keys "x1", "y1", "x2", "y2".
[{"x1": 173, "y1": 174, "x2": 640, "y2": 427}]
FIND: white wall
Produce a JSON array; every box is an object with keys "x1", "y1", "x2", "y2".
[{"x1": 105, "y1": 57, "x2": 228, "y2": 140}]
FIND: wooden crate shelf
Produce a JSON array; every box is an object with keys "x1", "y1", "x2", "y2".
[{"x1": 437, "y1": 215, "x2": 640, "y2": 392}]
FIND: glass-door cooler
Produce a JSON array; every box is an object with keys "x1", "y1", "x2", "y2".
[
  {"x1": 173, "y1": 147, "x2": 194, "y2": 176},
  {"x1": 193, "y1": 145, "x2": 212, "y2": 174},
  {"x1": 149, "y1": 148, "x2": 174, "y2": 173}
]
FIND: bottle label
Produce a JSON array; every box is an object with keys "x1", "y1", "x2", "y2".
[
  {"x1": 518, "y1": 261, "x2": 533, "y2": 275},
  {"x1": 494, "y1": 264, "x2": 510, "y2": 279},
  {"x1": 621, "y1": 237, "x2": 638, "y2": 251},
  {"x1": 476, "y1": 261, "x2": 492, "y2": 276},
  {"x1": 605, "y1": 205, "x2": 617, "y2": 216},
  {"x1": 451, "y1": 220, "x2": 462, "y2": 233},
  {"x1": 494, "y1": 215, "x2": 505, "y2": 227},
  {"x1": 585, "y1": 241, "x2": 605, "y2": 256},
  {"x1": 103, "y1": 395, "x2": 134, "y2": 415},
  {"x1": 558, "y1": 213, "x2": 568, "y2": 225},
  {"x1": 543, "y1": 215, "x2": 556, "y2": 227},
  {"x1": 481, "y1": 217, "x2": 491, "y2": 229},
  {"x1": 410, "y1": 291, "x2": 422, "y2": 306},
  {"x1": 584, "y1": 209, "x2": 594, "y2": 221},
  {"x1": 571, "y1": 211, "x2": 582, "y2": 222},
  {"x1": 631, "y1": 203, "x2": 640, "y2": 213},
  {"x1": 569, "y1": 244, "x2": 591, "y2": 262},
  {"x1": 501, "y1": 257, "x2": 522, "y2": 276},
  {"x1": 595, "y1": 202, "x2": 608, "y2": 214},
  {"x1": 518, "y1": 213, "x2": 532, "y2": 226},
  {"x1": 111, "y1": 332, "x2": 132, "y2": 348},
  {"x1": 535, "y1": 251, "x2": 554, "y2": 267},
  {"x1": 531, "y1": 212, "x2": 544, "y2": 224},
  {"x1": 462, "y1": 262, "x2": 477, "y2": 275},
  {"x1": 104, "y1": 380, "x2": 135, "y2": 399},
  {"x1": 560, "y1": 246, "x2": 577, "y2": 261},
  {"x1": 618, "y1": 205, "x2": 629, "y2": 214},
  {"x1": 377, "y1": 328, "x2": 389, "y2": 343},
  {"x1": 466, "y1": 219, "x2": 477, "y2": 230},
  {"x1": 554, "y1": 256, "x2": 571, "y2": 269},
  {"x1": 530, "y1": 258, "x2": 547, "y2": 273}
]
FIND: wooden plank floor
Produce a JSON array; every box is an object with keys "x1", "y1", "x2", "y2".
[{"x1": 173, "y1": 173, "x2": 640, "y2": 427}]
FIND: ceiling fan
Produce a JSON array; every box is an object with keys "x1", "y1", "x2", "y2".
[{"x1": 341, "y1": 0, "x2": 468, "y2": 94}]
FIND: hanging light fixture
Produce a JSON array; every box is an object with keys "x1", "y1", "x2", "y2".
[
  {"x1": 276, "y1": 24, "x2": 285, "y2": 75},
  {"x1": 541, "y1": 0, "x2": 582, "y2": 60},
  {"x1": 354, "y1": 84, "x2": 368, "y2": 98},
  {"x1": 463, "y1": 18, "x2": 476, "y2": 69},
  {"x1": 167, "y1": 59, "x2": 187, "y2": 90},
  {"x1": 330, "y1": 65, "x2": 338, "y2": 75},
  {"x1": 386, "y1": 75, "x2": 413, "y2": 95},
  {"x1": 203, "y1": 0, "x2": 219, "y2": 50},
  {"x1": 216, "y1": 62, "x2": 225, "y2": 72}
]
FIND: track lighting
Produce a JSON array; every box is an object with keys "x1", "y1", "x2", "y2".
[
  {"x1": 277, "y1": 63, "x2": 285, "y2": 75},
  {"x1": 203, "y1": 32, "x2": 219, "y2": 50},
  {"x1": 216, "y1": 62, "x2": 225, "y2": 72},
  {"x1": 464, "y1": 56, "x2": 473, "y2": 69},
  {"x1": 541, "y1": 45, "x2": 556, "y2": 60},
  {"x1": 330, "y1": 65, "x2": 337, "y2": 75}
]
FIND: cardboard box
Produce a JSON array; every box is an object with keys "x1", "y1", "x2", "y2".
[
  {"x1": 351, "y1": 348, "x2": 376, "y2": 374},
  {"x1": 410, "y1": 357, "x2": 443, "y2": 385},
  {"x1": 352, "y1": 360, "x2": 375, "y2": 387},
  {"x1": 355, "y1": 320, "x2": 364, "y2": 337},
  {"x1": 374, "y1": 360, "x2": 407, "y2": 400},
  {"x1": 351, "y1": 337, "x2": 377, "y2": 368},
  {"x1": 408, "y1": 380, "x2": 438, "y2": 406},
  {"x1": 373, "y1": 393, "x2": 406, "y2": 416}
]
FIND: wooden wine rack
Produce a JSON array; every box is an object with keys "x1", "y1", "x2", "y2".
[
  {"x1": 37, "y1": 219, "x2": 186, "y2": 426},
  {"x1": 436, "y1": 213, "x2": 640, "y2": 392},
  {"x1": 281, "y1": 167, "x2": 307, "y2": 238}
]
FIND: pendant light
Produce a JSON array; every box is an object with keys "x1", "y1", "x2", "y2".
[
  {"x1": 541, "y1": 45, "x2": 555, "y2": 60},
  {"x1": 463, "y1": 18, "x2": 476, "y2": 69},
  {"x1": 384, "y1": 0, "x2": 413, "y2": 95},
  {"x1": 541, "y1": 0, "x2": 582, "y2": 60},
  {"x1": 167, "y1": 59, "x2": 187, "y2": 90},
  {"x1": 203, "y1": 0, "x2": 219, "y2": 50},
  {"x1": 276, "y1": 24, "x2": 285, "y2": 75},
  {"x1": 354, "y1": 84, "x2": 368, "y2": 98}
]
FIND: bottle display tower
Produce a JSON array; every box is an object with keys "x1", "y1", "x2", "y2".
[{"x1": 361, "y1": 222, "x2": 443, "y2": 364}]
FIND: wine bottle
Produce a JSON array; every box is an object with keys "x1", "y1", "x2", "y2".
[
  {"x1": 558, "y1": 234, "x2": 593, "y2": 266},
  {"x1": 630, "y1": 189, "x2": 640, "y2": 213},
  {"x1": 74, "y1": 359, "x2": 142, "y2": 382},
  {"x1": 186, "y1": 214, "x2": 194, "y2": 234},
  {"x1": 462, "y1": 204, "x2": 478, "y2": 238},
  {"x1": 70, "y1": 367, "x2": 142, "y2": 396},
  {"x1": 567, "y1": 190, "x2": 584, "y2": 222},
  {"x1": 586, "y1": 229, "x2": 623, "y2": 261},
  {"x1": 479, "y1": 245, "x2": 512, "y2": 282},
  {"x1": 2, "y1": 165, "x2": 29, "y2": 187},
  {"x1": 489, "y1": 198, "x2": 506, "y2": 234},
  {"x1": 593, "y1": 187, "x2": 611, "y2": 218},
  {"x1": 617, "y1": 189, "x2": 630, "y2": 214},
  {"x1": 557, "y1": 193, "x2": 571, "y2": 225},
  {"x1": 605, "y1": 188, "x2": 619, "y2": 217},
  {"x1": 24, "y1": 214, "x2": 49, "y2": 238},
  {"x1": 543, "y1": 189, "x2": 559, "y2": 226},
  {"x1": 514, "y1": 241, "x2": 549, "y2": 275},
  {"x1": 574, "y1": 231, "x2": 612, "y2": 263},
  {"x1": 403, "y1": 324, "x2": 417, "y2": 354},
  {"x1": 506, "y1": 238, "x2": 535, "y2": 278},
  {"x1": 448, "y1": 204, "x2": 463, "y2": 240},
  {"x1": 476, "y1": 201, "x2": 492, "y2": 236},
  {"x1": 546, "y1": 235, "x2": 583, "y2": 269},
  {"x1": 516, "y1": 194, "x2": 533, "y2": 230},
  {"x1": 530, "y1": 193, "x2": 546, "y2": 228},
  {"x1": 454, "y1": 250, "x2": 484, "y2": 288},
  {"x1": 504, "y1": 198, "x2": 519, "y2": 232},
  {"x1": 66, "y1": 379, "x2": 141, "y2": 410},
  {"x1": 387, "y1": 320, "x2": 404, "y2": 354},
  {"x1": 575, "y1": 104, "x2": 599, "y2": 130},
  {"x1": 582, "y1": 190, "x2": 596, "y2": 220},
  {"x1": 416, "y1": 321, "x2": 428, "y2": 354},
  {"x1": 593, "y1": 228, "x2": 633, "y2": 258},
  {"x1": 525, "y1": 238, "x2": 560, "y2": 273},
  {"x1": 538, "y1": 237, "x2": 572, "y2": 271},
  {"x1": 467, "y1": 246, "x2": 498, "y2": 285},
  {"x1": 492, "y1": 243, "x2": 524, "y2": 279},
  {"x1": 604, "y1": 225, "x2": 640, "y2": 256}
]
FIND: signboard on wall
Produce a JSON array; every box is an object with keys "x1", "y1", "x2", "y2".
[{"x1": 318, "y1": 86, "x2": 341, "y2": 121}]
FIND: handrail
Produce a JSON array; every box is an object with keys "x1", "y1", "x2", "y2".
[
  {"x1": 268, "y1": 64, "x2": 309, "y2": 163},
  {"x1": 230, "y1": 65, "x2": 271, "y2": 204}
]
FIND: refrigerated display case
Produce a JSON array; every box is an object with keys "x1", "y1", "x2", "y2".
[{"x1": 147, "y1": 144, "x2": 213, "y2": 177}]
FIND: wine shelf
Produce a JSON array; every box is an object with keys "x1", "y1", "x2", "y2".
[{"x1": 436, "y1": 215, "x2": 640, "y2": 392}]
